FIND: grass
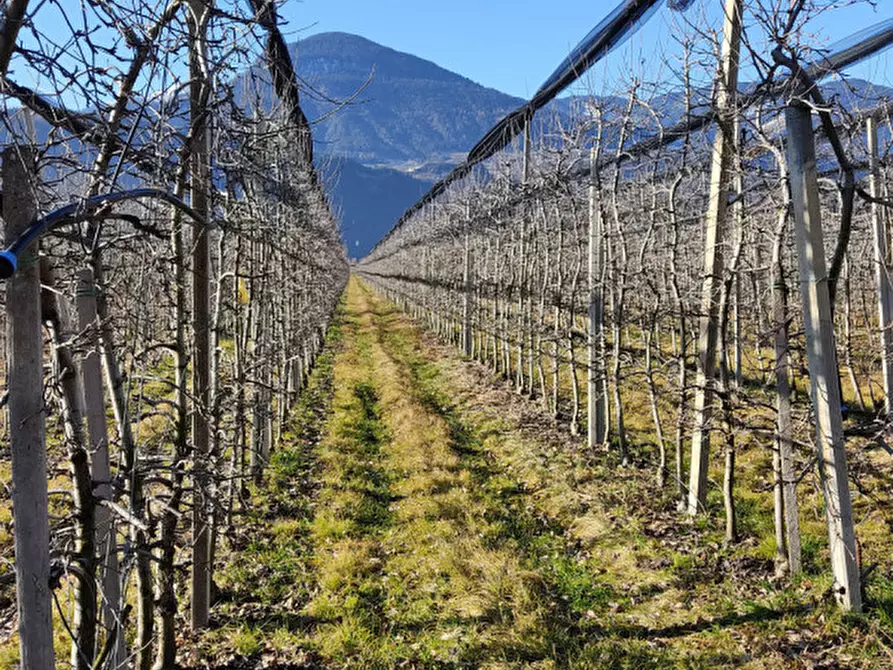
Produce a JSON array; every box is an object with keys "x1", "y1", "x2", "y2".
[
  {"x1": 375, "y1": 281, "x2": 893, "y2": 668},
  {"x1": 191, "y1": 313, "x2": 342, "y2": 667},
  {"x1": 317, "y1": 281, "x2": 679, "y2": 665},
  {"x1": 4, "y1": 274, "x2": 893, "y2": 668},
  {"x1": 199, "y1": 279, "x2": 684, "y2": 667}
]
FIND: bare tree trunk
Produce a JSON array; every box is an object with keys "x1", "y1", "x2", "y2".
[
  {"x1": 156, "y1": 182, "x2": 189, "y2": 668},
  {"x1": 492, "y1": 238, "x2": 501, "y2": 373},
  {"x1": 248, "y1": 240, "x2": 262, "y2": 485},
  {"x1": 70, "y1": 451, "x2": 96, "y2": 670},
  {"x1": 76, "y1": 267, "x2": 124, "y2": 667},
  {"x1": 643, "y1": 319, "x2": 666, "y2": 486},
  {"x1": 526, "y1": 234, "x2": 536, "y2": 397},
  {"x1": 610, "y1": 290, "x2": 626, "y2": 463},
  {"x1": 568, "y1": 210, "x2": 584, "y2": 437},
  {"x1": 688, "y1": 0, "x2": 742, "y2": 515},
  {"x1": 463, "y1": 208, "x2": 473, "y2": 357},
  {"x1": 669, "y1": 175, "x2": 689, "y2": 508},
  {"x1": 536, "y1": 203, "x2": 550, "y2": 401},
  {"x1": 771, "y1": 197, "x2": 801, "y2": 576},
  {"x1": 207, "y1": 227, "x2": 228, "y2": 598},
  {"x1": 552, "y1": 213, "x2": 564, "y2": 420},
  {"x1": 42, "y1": 261, "x2": 96, "y2": 670},
  {"x1": 588, "y1": 144, "x2": 607, "y2": 448},
  {"x1": 718, "y1": 260, "x2": 740, "y2": 545},
  {"x1": 841, "y1": 256, "x2": 865, "y2": 412},
  {"x1": 718, "y1": 135, "x2": 745, "y2": 545},
  {"x1": 750, "y1": 233, "x2": 768, "y2": 384}
]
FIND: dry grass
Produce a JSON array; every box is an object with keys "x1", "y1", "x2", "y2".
[
  {"x1": 195, "y1": 277, "x2": 893, "y2": 668},
  {"x1": 418, "y1": 295, "x2": 893, "y2": 668}
]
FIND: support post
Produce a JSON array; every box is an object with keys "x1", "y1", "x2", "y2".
[
  {"x1": 189, "y1": 0, "x2": 212, "y2": 630},
  {"x1": 868, "y1": 116, "x2": 893, "y2": 417},
  {"x1": 588, "y1": 146, "x2": 606, "y2": 447},
  {"x1": 462, "y1": 204, "x2": 473, "y2": 357},
  {"x1": 516, "y1": 124, "x2": 532, "y2": 393},
  {"x1": 687, "y1": 0, "x2": 742, "y2": 515},
  {"x1": 786, "y1": 99, "x2": 861, "y2": 612},
  {"x1": 4, "y1": 146, "x2": 54, "y2": 669}
]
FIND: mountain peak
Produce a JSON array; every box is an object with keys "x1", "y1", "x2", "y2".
[
  {"x1": 293, "y1": 32, "x2": 482, "y2": 89},
  {"x1": 283, "y1": 32, "x2": 526, "y2": 259},
  {"x1": 288, "y1": 31, "x2": 523, "y2": 166}
]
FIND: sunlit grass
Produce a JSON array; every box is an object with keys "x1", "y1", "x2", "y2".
[{"x1": 387, "y1": 280, "x2": 893, "y2": 668}]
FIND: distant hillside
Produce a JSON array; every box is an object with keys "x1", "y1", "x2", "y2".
[
  {"x1": 269, "y1": 31, "x2": 532, "y2": 257},
  {"x1": 318, "y1": 156, "x2": 433, "y2": 259},
  {"x1": 292, "y1": 32, "x2": 526, "y2": 165}
]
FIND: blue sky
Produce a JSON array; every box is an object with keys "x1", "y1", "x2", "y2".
[
  {"x1": 280, "y1": 0, "x2": 892, "y2": 98},
  {"x1": 7, "y1": 0, "x2": 891, "y2": 111}
]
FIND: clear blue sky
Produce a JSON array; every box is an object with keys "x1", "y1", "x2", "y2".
[
  {"x1": 279, "y1": 0, "x2": 892, "y2": 98},
  {"x1": 9, "y1": 1, "x2": 891, "y2": 109}
]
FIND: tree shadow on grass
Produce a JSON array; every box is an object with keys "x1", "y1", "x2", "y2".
[
  {"x1": 183, "y1": 659, "x2": 328, "y2": 670},
  {"x1": 596, "y1": 602, "x2": 813, "y2": 641}
]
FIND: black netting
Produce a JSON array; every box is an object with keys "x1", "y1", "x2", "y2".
[
  {"x1": 806, "y1": 18, "x2": 893, "y2": 79},
  {"x1": 380, "y1": 0, "x2": 696, "y2": 248}
]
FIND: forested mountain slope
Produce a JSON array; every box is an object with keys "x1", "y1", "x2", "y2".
[{"x1": 293, "y1": 32, "x2": 526, "y2": 165}]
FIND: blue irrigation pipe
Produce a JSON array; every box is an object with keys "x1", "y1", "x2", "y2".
[{"x1": 0, "y1": 188, "x2": 205, "y2": 279}]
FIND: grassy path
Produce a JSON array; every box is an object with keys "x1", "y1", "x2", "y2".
[
  {"x1": 299, "y1": 279, "x2": 622, "y2": 667},
  {"x1": 197, "y1": 278, "x2": 893, "y2": 669}
]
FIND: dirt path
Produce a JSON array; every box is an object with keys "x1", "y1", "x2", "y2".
[{"x1": 195, "y1": 278, "x2": 892, "y2": 669}]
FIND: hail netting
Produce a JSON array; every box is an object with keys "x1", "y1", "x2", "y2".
[
  {"x1": 356, "y1": 1, "x2": 893, "y2": 618},
  {"x1": 373, "y1": 0, "x2": 695, "y2": 252}
]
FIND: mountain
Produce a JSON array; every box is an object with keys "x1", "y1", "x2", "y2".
[
  {"x1": 275, "y1": 32, "x2": 541, "y2": 258},
  {"x1": 292, "y1": 32, "x2": 526, "y2": 167}
]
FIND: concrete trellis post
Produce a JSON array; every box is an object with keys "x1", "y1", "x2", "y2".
[
  {"x1": 4, "y1": 146, "x2": 54, "y2": 669},
  {"x1": 687, "y1": 0, "x2": 742, "y2": 515},
  {"x1": 463, "y1": 204, "x2": 473, "y2": 357},
  {"x1": 786, "y1": 99, "x2": 861, "y2": 613},
  {"x1": 588, "y1": 146, "x2": 607, "y2": 448},
  {"x1": 868, "y1": 116, "x2": 893, "y2": 417},
  {"x1": 517, "y1": 124, "x2": 532, "y2": 393}
]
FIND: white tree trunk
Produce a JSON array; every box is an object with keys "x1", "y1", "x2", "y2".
[
  {"x1": 76, "y1": 267, "x2": 125, "y2": 668},
  {"x1": 688, "y1": 0, "x2": 742, "y2": 515},
  {"x1": 588, "y1": 146, "x2": 607, "y2": 448},
  {"x1": 463, "y1": 207, "x2": 473, "y2": 357}
]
